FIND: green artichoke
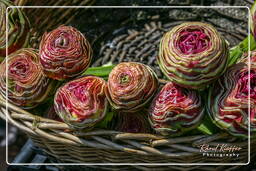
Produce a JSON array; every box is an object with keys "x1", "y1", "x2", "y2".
[
  {"x1": 158, "y1": 22, "x2": 229, "y2": 90},
  {"x1": 39, "y1": 25, "x2": 92, "y2": 80},
  {"x1": 0, "y1": 48, "x2": 53, "y2": 109},
  {"x1": 54, "y1": 76, "x2": 108, "y2": 129},
  {"x1": 105, "y1": 62, "x2": 158, "y2": 112},
  {"x1": 149, "y1": 82, "x2": 204, "y2": 136},
  {"x1": 0, "y1": 0, "x2": 30, "y2": 61},
  {"x1": 208, "y1": 61, "x2": 256, "y2": 138}
]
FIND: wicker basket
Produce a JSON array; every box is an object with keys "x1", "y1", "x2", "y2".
[
  {"x1": 1, "y1": 1, "x2": 256, "y2": 170},
  {"x1": 0, "y1": 96, "x2": 255, "y2": 170}
]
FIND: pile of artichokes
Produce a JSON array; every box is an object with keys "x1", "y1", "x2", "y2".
[{"x1": 0, "y1": 1, "x2": 255, "y2": 139}]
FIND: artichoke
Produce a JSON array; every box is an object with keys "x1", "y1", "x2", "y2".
[
  {"x1": 39, "y1": 25, "x2": 92, "y2": 80},
  {"x1": 242, "y1": 51, "x2": 256, "y2": 64},
  {"x1": 239, "y1": 51, "x2": 256, "y2": 64},
  {"x1": 0, "y1": 48, "x2": 53, "y2": 109},
  {"x1": 115, "y1": 111, "x2": 151, "y2": 133},
  {"x1": 149, "y1": 82, "x2": 204, "y2": 136},
  {"x1": 251, "y1": 2, "x2": 256, "y2": 40},
  {"x1": 158, "y1": 22, "x2": 229, "y2": 90},
  {"x1": 207, "y1": 61, "x2": 256, "y2": 137},
  {"x1": 105, "y1": 62, "x2": 158, "y2": 112},
  {"x1": 54, "y1": 76, "x2": 108, "y2": 129},
  {"x1": 0, "y1": 0, "x2": 30, "y2": 61}
]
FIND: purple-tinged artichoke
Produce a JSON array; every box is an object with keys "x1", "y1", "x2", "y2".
[
  {"x1": 0, "y1": 0, "x2": 30, "y2": 61},
  {"x1": 158, "y1": 22, "x2": 229, "y2": 90},
  {"x1": 251, "y1": 2, "x2": 256, "y2": 40},
  {"x1": 54, "y1": 76, "x2": 108, "y2": 129},
  {"x1": 149, "y1": 82, "x2": 204, "y2": 136},
  {"x1": 39, "y1": 25, "x2": 92, "y2": 80},
  {"x1": 105, "y1": 62, "x2": 158, "y2": 112},
  {"x1": 208, "y1": 61, "x2": 256, "y2": 137},
  {"x1": 0, "y1": 48, "x2": 53, "y2": 109},
  {"x1": 115, "y1": 111, "x2": 151, "y2": 133}
]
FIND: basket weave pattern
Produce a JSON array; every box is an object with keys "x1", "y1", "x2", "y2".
[{"x1": 0, "y1": 96, "x2": 255, "y2": 170}]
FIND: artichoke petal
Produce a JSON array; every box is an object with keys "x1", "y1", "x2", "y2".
[
  {"x1": 54, "y1": 76, "x2": 108, "y2": 129},
  {"x1": 0, "y1": 0, "x2": 30, "y2": 60},
  {"x1": 158, "y1": 22, "x2": 229, "y2": 90},
  {"x1": 251, "y1": 2, "x2": 256, "y2": 40},
  {"x1": 0, "y1": 48, "x2": 53, "y2": 109},
  {"x1": 207, "y1": 61, "x2": 256, "y2": 138},
  {"x1": 39, "y1": 25, "x2": 92, "y2": 80},
  {"x1": 105, "y1": 62, "x2": 158, "y2": 112},
  {"x1": 149, "y1": 82, "x2": 204, "y2": 136}
]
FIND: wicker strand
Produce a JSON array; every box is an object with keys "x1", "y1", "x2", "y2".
[{"x1": 151, "y1": 135, "x2": 207, "y2": 147}]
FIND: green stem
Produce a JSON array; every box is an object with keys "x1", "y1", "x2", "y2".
[
  {"x1": 228, "y1": 34, "x2": 256, "y2": 67},
  {"x1": 228, "y1": 46, "x2": 243, "y2": 67},
  {"x1": 197, "y1": 113, "x2": 220, "y2": 135},
  {"x1": 95, "y1": 111, "x2": 115, "y2": 129},
  {"x1": 239, "y1": 34, "x2": 256, "y2": 52},
  {"x1": 82, "y1": 65, "x2": 116, "y2": 77}
]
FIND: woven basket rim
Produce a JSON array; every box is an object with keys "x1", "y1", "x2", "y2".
[{"x1": 1, "y1": 94, "x2": 254, "y2": 159}]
